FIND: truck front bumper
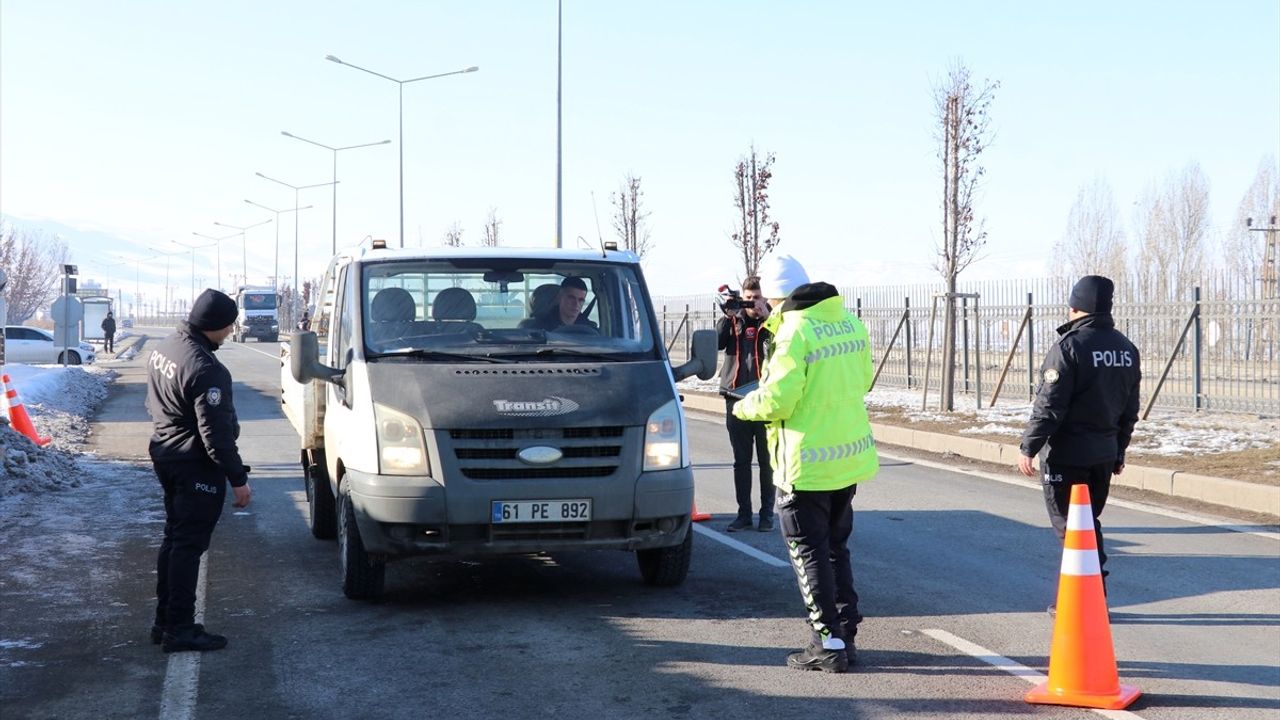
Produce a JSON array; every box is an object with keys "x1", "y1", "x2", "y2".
[{"x1": 343, "y1": 466, "x2": 693, "y2": 557}]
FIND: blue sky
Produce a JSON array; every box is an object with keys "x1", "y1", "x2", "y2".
[{"x1": 2, "y1": 1, "x2": 1277, "y2": 312}]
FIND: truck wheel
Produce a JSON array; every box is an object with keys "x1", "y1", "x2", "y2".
[
  {"x1": 305, "y1": 452, "x2": 337, "y2": 540},
  {"x1": 636, "y1": 525, "x2": 692, "y2": 586},
  {"x1": 339, "y1": 491, "x2": 385, "y2": 600}
]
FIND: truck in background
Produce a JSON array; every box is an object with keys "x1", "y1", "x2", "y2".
[
  {"x1": 232, "y1": 286, "x2": 280, "y2": 342},
  {"x1": 281, "y1": 239, "x2": 717, "y2": 600}
]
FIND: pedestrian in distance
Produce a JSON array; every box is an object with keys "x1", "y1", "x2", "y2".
[
  {"x1": 101, "y1": 311, "x2": 116, "y2": 354},
  {"x1": 1018, "y1": 275, "x2": 1141, "y2": 608},
  {"x1": 716, "y1": 276, "x2": 776, "y2": 532},
  {"x1": 145, "y1": 288, "x2": 252, "y2": 652},
  {"x1": 733, "y1": 254, "x2": 879, "y2": 674}
]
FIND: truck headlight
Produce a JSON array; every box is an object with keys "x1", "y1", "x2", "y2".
[
  {"x1": 643, "y1": 399, "x2": 683, "y2": 471},
  {"x1": 375, "y1": 403, "x2": 429, "y2": 475}
]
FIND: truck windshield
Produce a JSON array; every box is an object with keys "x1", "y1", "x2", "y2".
[
  {"x1": 361, "y1": 259, "x2": 660, "y2": 360},
  {"x1": 243, "y1": 293, "x2": 277, "y2": 310}
]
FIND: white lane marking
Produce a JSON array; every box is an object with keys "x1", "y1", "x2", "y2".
[
  {"x1": 691, "y1": 524, "x2": 789, "y2": 568},
  {"x1": 228, "y1": 342, "x2": 282, "y2": 361},
  {"x1": 878, "y1": 450, "x2": 1279, "y2": 542},
  {"x1": 921, "y1": 629, "x2": 1146, "y2": 720},
  {"x1": 159, "y1": 555, "x2": 208, "y2": 720}
]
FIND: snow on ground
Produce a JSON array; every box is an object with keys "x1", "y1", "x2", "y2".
[
  {"x1": 678, "y1": 378, "x2": 1280, "y2": 457},
  {"x1": 0, "y1": 364, "x2": 121, "y2": 498}
]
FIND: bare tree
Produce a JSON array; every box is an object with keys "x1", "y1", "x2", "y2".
[
  {"x1": 442, "y1": 222, "x2": 464, "y2": 248},
  {"x1": 611, "y1": 173, "x2": 653, "y2": 259},
  {"x1": 1051, "y1": 177, "x2": 1128, "y2": 283},
  {"x1": 481, "y1": 208, "x2": 502, "y2": 247},
  {"x1": 933, "y1": 60, "x2": 998, "y2": 411},
  {"x1": 1227, "y1": 156, "x2": 1279, "y2": 295},
  {"x1": 1135, "y1": 163, "x2": 1211, "y2": 302},
  {"x1": 0, "y1": 224, "x2": 67, "y2": 323},
  {"x1": 728, "y1": 145, "x2": 781, "y2": 277}
]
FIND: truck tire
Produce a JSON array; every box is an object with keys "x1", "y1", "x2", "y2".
[
  {"x1": 636, "y1": 526, "x2": 692, "y2": 587},
  {"x1": 339, "y1": 491, "x2": 385, "y2": 600},
  {"x1": 304, "y1": 451, "x2": 337, "y2": 540}
]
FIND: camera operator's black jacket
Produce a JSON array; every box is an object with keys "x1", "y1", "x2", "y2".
[
  {"x1": 1020, "y1": 313, "x2": 1141, "y2": 467},
  {"x1": 145, "y1": 322, "x2": 248, "y2": 486},
  {"x1": 716, "y1": 312, "x2": 771, "y2": 395}
]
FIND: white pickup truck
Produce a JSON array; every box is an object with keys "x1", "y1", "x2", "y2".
[{"x1": 281, "y1": 240, "x2": 716, "y2": 600}]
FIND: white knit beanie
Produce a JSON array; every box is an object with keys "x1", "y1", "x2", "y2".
[{"x1": 758, "y1": 254, "x2": 810, "y2": 299}]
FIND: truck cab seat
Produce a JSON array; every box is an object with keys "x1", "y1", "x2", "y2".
[
  {"x1": 369, "y1": 287, "x2": 416, "y2": 345},
  {"x1": 432, "y1": 287, "x2": 481, "y2": 334}
]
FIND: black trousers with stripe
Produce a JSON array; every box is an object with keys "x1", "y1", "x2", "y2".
[
  {"x1": 777, "y1": 484, "x2": 861, "y2": 645},
  {"x1": 153, "y1": 459, "x2": 226, "y2": 629},
  {"x1": 1041, "y1": 454, "x2": 1111, "y2": 584}
]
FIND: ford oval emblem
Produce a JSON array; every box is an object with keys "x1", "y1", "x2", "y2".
[{"x1": 517, "y1": 446, "x2": 563, "y2": 466}]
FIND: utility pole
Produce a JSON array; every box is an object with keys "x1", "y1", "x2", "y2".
[{"x1": 1249, "y1": 215, "x2": 1279, "y2": 299}]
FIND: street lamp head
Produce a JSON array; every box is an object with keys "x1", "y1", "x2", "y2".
[
  {"x1": 325, "y1": 55, "x2": 342, "y2": 64},
  {"x1": 281, "y1": 131, "x2": 295, "y2": 138},
  {"x1": 465, "y1": 66, "x2": 480, "y2": 73}
]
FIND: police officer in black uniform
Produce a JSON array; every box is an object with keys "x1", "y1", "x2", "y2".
[
  {"x1": 1019, "y1": 275, "x2": 1140, "y2": 596},
  {"x1": 716, "y1": 275, "x2": 775, "y2": 532},
  {"x1": 146, "y1": 288, "x2": 252, "y2": 652}
]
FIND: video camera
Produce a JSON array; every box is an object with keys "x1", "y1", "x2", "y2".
[{"x1": 717, "y1": 285, "x2": 752, "y2": 313}]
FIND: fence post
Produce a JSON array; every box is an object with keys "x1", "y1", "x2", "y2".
[
  {"x1": 1193, "y1": 286, "x2": 1202, "y2": 411},
  {"x1": 856, "y1": 297, "x2": 862, "y2": 319},
  {"x1": 1026, "y1": 292, "x2": 1035, "y2": 399},
  {"x1": 904, "y1": 296, "x2": 913, "y2": 389},
  {"x1": 662, "y1": 304, "x2": 667, "y2": 349},
  {"x1": 683, "y1": 303, "x2": 691, "y2": 361},
  {"x1": 961, "y1": 296, "x2": 970, "y2": 394},
  {"x1": 974, "y1": 294, "x2": 982, "y2": 411}
]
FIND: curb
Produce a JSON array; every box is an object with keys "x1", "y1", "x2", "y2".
[{"x1": 680, "y1": 391, "x2": 1280, "y2": 519}]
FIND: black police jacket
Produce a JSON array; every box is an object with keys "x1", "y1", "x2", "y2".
[
  {"x1": 145, "y1": 323, "x2": 248, "y2": 486},
  {"x1": 1020, "y1": 313, "x2": 1141, "y2": 467}
]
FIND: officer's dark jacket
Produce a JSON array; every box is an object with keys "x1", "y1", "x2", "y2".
[
  {"x1": 1020, "y1": 313, "x2": 1141, "y2": 467},
  {"x1": 716, "y1": 312, "x2": 771, "y2": 394},
  {"x1": 145, "y1": 323, "x2": 247, "y2": 486}
]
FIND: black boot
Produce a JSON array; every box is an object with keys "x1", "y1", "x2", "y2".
[
  {"x1": 162, "y1": 624, "x2": 228, "y2": 653},
  {"x1": 786, "y1": 644, "x2": 849, "y2": 673}
]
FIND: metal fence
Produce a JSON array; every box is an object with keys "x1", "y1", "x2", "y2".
[{"x1": 655, "y1": 276, "x2": 1280, "y2": 416}]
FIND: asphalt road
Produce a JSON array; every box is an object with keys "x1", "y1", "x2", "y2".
[{"x1": 1, "y1": 328, "x2": 1277, "y2": 720}]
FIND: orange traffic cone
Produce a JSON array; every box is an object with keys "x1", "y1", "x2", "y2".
[
  {"x1": 1026, "y1": 484, "x2": 1140, "y2": 710},
  {"x1": 1, "y1": 374, "x2": 52, "y2": 447},
  {"x1": 691, "y1": 501, "x2": 711, "y2": 522}
]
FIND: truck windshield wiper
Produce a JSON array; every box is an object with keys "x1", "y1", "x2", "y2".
[
  {"x1": 369, "y1": 349, "x2": 513, "y2": 364},
  {"x1": 531, "y1": 348, "x2": 622, "y2": 361}
]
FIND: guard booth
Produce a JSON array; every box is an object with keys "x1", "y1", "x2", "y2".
[{"x1": 80, "y1": 296, "x2": 114, "y2": 344}]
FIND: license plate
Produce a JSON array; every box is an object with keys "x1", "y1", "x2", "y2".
[{"x1": 491, "y1": 499, "x2": 592, "y2": 523}]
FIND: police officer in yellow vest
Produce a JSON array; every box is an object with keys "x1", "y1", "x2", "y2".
[{"x1": 733, "y1": 254, "x2": 879, "y2": 674}]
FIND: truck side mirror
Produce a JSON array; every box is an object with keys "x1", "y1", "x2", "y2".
[
  {"x1": 290, "y1": 331, "x2": 344, "y2": 384},
  {"x1": 672, "y1": 329, "x2": 717, "y2": 382}
]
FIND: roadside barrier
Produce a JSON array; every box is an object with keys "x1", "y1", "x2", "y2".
[
  {"x1": 1, "y1": 374, "x2": 52, "y2": 447},
  {"x1": 1026, "y1": 484, "x2": 1140, "y2": 710},
  {"x1": 692, "y1": 501, "x2": 711, "y2": 522}
]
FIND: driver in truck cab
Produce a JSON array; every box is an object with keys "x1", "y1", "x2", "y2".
[{"x1": 520, "y1": 277, "x2": 598, "y2": 332}]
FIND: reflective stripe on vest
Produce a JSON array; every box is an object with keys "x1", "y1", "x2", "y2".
[
  {"x1": 803, "y1": 339, "x2": 868, "y2": 365},
  {"x1": 799, "y1": 433, "x2": 876, "y2": 464}
]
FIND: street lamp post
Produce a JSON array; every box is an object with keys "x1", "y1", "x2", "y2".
[
  {"x1": 281, "y1": 132, "x2": 389, "y2": 254},
  {"x1": 256, "y1": 172, "x2": 337, "y2": 322},
  {"x1": 245, "y1": 199, "x2": 313, "y2": 293},
  {"x1": 325, "y1": 55, "x2": 478, "y2": 248},
  {"x1": 192, "y1": 231, "x2": 238, "y2": 292},
  {"x1": 213, "y1": 218, "x2": 273, "y2": 289},
  {"x1": 175, "y1": 238, "x2": 221, "y2": 307},
  {"x1": 146, "y1": 247, "x2": 185, "y2": 321}
]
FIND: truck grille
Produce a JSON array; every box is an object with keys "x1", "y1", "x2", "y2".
[{"x1": 447, "y1": 427, "x2": 625, "y2": 480}]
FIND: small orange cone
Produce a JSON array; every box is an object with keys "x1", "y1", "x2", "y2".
[
  {"x1": 691, "y1": 501, "x2": 711, "y2": 522},
  {"x1": 1, "y1": 374, "x2": 52, "y2": 447},
  {"x1": 1026, "y1": 484, "x2": 1140, "y2": 709}
]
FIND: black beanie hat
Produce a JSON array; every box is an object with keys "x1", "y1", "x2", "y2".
[
  {"x1": 1068, "y1": 275, "x2": 1114, "y2": 314},
  {"x1": 188, "y1": 289, "x2": 238, "y2": 331}
]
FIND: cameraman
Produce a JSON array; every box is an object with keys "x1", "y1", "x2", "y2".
[{"x1": 717, "y1": 276, "x2": 775, "y2": 532}]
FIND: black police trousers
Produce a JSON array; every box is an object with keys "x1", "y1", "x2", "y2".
[
  {"x1": 777, "y1": 484, "x2": 861, "y2": 645},
  {"x1": 153, "y1": 459, "x2": 226, "y2": 628},
  {"x1": 725, "y1": 398, "x2": 775, "y2": 521},
  {"x1": 1041, "y1": 455, "x2": 1112, "y2": 582}
]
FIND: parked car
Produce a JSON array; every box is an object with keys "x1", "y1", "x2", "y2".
[
  {"x1": 2, "y1": 326, "x2": 97, "y2": 365},
  {"x1": 121, "y1": 317, "x2": 134, "y2": 329}
]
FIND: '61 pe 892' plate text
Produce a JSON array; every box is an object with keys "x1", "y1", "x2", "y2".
[{"x1": 491, "y1": 499, "x2": 592, "y2": 524}]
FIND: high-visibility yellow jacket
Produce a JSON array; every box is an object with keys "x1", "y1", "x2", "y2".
[{"x1": 732, "y1": 283, "x2": 879, "y2": 493}]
